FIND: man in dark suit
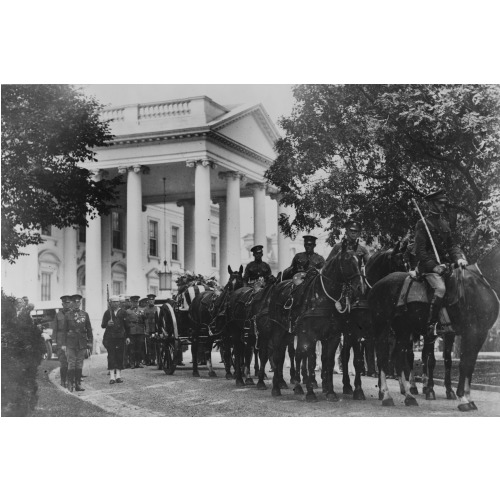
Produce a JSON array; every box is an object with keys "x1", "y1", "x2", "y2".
[
  {"x1": 143, "y1": 294, "x2": 159, "y2": 366},
  {"x1": 53, "y1": 295, "x2": 72, "y2": 388},
  {"x1": 127, "y1": 295, "x2": 146, "y2": 368}
]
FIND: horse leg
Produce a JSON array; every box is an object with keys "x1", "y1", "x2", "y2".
[
  {"x1": 288, "y1": 337, "x2": 298, "y2": 384},
  {"x1": 421, "y1": 340, "x2": 430, "y2": 394},
  {"x1": 352, "y1": 340, "x2": 366, "y2": 400},
  {"x1": 254, "y1": 348, "x2": 260, "y2": 377},
  {"x1": 443, "y1": 333, "x2": 456, "y2": 399},
  {"x1": 244, "y1": 340, "x2": 255, "y2": 385},
  {"x1": 375, "y1": 327, "x2": 394, "y2": 406},
  {"x1": 191, "y1": 334, "x2": 200, "y2": 377},
  {"x1": 324, "y1": 333, "x2": 340, "y2": 402},
  {"x1": 271, "y1": 328, "x2": 287, "y2": 396},
  {"x1": 342, "y1": 336, "x2": 353, "y2": 395},
  {"x1": 223, "y1": 341, "x2": 233, "y2": 380},
  {"x1": 457, "y1": 330, "x2": 484, "y2": 411},
  {"x1": 393, "y1": 332, "x2": 418, "y2": 406},
  {"x1": 408, "y1": 342, "x2": 419, "y2": 395},
  {"x1": 256, "y1": 340, "x2": 268, "y2": 390},
  {"x1": 233, "y1": 331, "x2": 245, "y2": 386},
  {"x1": 206, "y1": 341, "x2": 217, "y2": 378},
  {"x1": 304, "y1": 332, "x2": 318, "y2": 402},
  {"x1": 423, "y1": 335, "x2": 437, "y2": 400}
]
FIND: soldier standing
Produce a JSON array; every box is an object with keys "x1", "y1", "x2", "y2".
[
  {"x1": 243, "y1": 245, "x2": 272, "y2": 286},
  {"x1": 102, "y1": 295, "x2": 130, "y2": 384},
  {"x1": 143, "y1": 294, "x2": 159, "y2": 366},
  {"x1": 414, "y1": 188, "x2": 467, "y2": 334},
  {"x1": 62, "y1": 294, "x2": 93, "y2": 392},
  {"x1": 53, "y1": 295, "x2": 72, "y2": 388},
  {"x1": 127, "y1": 295, "x2": 146, "y2": 368}
]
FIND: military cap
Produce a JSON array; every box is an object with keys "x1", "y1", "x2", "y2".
[
  {"x1": 22, "y1": 296, "x2": 29, "y2": 300},
  {"x1": 251, "y1": 245, "x2": 264, "y2": 253},
  {"x1": 147, "y1": 294, "x2": 156, "y2": 299},
  {"x1": 130, "y1": 295, "x2": 140, "y2": 301},
  {"x1": 303, "y1": 235, "x2": 318, "y2": 242},
  {"x1": 346, "y1": 221, "x2": 361, "y2": 231},
  {"x1": 139, "y1": 298, "x2": 148, "y2": 307},
  {"x1": 60, "y1": 295, "x2": 71, "y2": 301},
  {"x1": 71, "y1": 294, "x2": 83, "y2": 300},
  {"x1": 109, "y1": 295, "x2": 120, "y2": 302},
  {"x1": 424, "y1": 188, "x2": 447, "y2": 202}
]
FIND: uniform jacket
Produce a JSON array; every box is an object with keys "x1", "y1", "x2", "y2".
[
  {"x1": 326, "y1": 241, "x2": 370, "y2": 265},
  {"x1": 143, "y1": 305, "x2": 158, "y2": 334},
  {"x1": 53, "y1": 309, "x2": 70, "y2": 347},
  {"x1": 101, "y1": 308, "x2": 129, "y2": 341},
  {"x1": 243, "y1": 260, "x2": 272, "y2": 283},
  {"x1": 414, "y1": 214, "x2": 465, "y2": 273},
  {"x1": 291, "y1": 252, "x2": 325, "y2": 273},
  {"x1": 63, "y1": 309, "x2": 93, "y2": 350},
  {"x1": 126, "y1": 307, "x2": 145, "y2": 336}
]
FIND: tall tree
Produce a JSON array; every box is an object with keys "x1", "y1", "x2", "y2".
[
  {"x1": 1, "y1": 85, "x2": 122, "y2": 262},
  {"x1": 266, "y1": 84, "x2": 500, "y2": 259}
]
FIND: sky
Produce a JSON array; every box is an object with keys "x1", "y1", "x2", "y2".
[{"x1": 81, "y1": 84, "x2": 297, "y2": 241}]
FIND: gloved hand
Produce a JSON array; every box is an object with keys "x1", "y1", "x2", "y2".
[
  {"x1": 87, "y1": 344, "x2": 93, "y2": 355},
  {"x1": 125, "y1": 338, "x2": 131, "y2": 345},
  {"x1": 61, "y1": 346, "x2": 67, "y2": 352},
  {"x1": 432, "y1": 264, "x2": 447, "y2": 275},
  {"x1": 457, "y1": 258, "x2": 468, "y2": 268}
]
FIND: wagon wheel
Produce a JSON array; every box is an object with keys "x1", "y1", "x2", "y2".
[{"x1": 163, "y1": 338, "x2": 178, "y2": 375}]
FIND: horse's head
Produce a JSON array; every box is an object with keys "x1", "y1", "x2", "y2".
[
  {"x1": 227, "y1": 265, "x2": 245, "y2": 292},
  {"x1": 392, "y1": 240, "x2": 409, "y2": 272}
]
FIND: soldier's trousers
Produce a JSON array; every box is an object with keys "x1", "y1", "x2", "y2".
[
  {"x1": 145, "y1": 335, "x2": 156, "y2": 364},
  {"x1": 107, "y1": 338, "x2": 125, "y2": 370},
  {"x1": 67, "y1": 347, "x2": 86, "y2": 370},
  {"x1": 57, "y1": 348, "x2": 68, "y2": 369},
  {"x1": 130, "y1": 334, "x2": 145, "y2": 364}
]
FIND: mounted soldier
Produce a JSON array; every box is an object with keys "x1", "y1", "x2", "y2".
[
  {"x1": 326, "y1": 221, "x2": 370, "y2": 265},
  {"x1": 243, "y1": 245, "x2": 272, "y2": 287},
  {"x1": 283, "y1": 235, "x2": 325, "y2": 281},
  {"x1": 414, "y1": 188, "x2": 468, "y2": 334}
]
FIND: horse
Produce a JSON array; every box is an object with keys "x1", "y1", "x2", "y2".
[
  {"x1": 222, "y1": 276, "x2": 277, "y2": 386},
  {"x1": 188, "y1": 265, "x2": 245, "y2": 379},
  {"x1": 338, "y1": 242, "x2": 409, "y2": 399},
  {"x1": 367, "y1": 255, "x2": 500, "y2": 411},
  {"x1": 269, "y1": 239, "x2": 363, "y2": 402}
]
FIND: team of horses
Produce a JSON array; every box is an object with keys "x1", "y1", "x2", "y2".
[{"x1": 158, "y1": 242, "x2": 500, "y2": 412}]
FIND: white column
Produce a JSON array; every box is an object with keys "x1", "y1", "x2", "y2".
[
  {"x1": 125, "y1": 165, "x2": 145, "y2": 295},
  {"x1": 86, "y1": 171, "x2": 102, "y2": 332},
  {"x1": 219, "y1": 171, "x2": 243, "y2": 272},
  {"x1": 101, "y1": 214, "x2": 112, "y2": 297},
  {"x1": 271, "y1": 193, "x2": 291, "y2": 272},
  {"x1": 178, "y1": 200, "x2": 195, "y2": 273},
  {"x1": 63, "y1": 227, "x2": 78, "y2": 294},
  {"x1": 248, "y1": 182, "x2": 267, "y2": 258},
  {"x1": 21, "y1": 244, "x2": 39, "y2": 302},
  {"x1": 214, "y1": 197, "x2": 228, "y2": 282},
  {"x1": 187, "y1": 159, "x2": 212, "y2": 275}
]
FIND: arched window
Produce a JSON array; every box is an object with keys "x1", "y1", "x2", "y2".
[
  {"x1": 38, "y1": 250, "x2": 61, "y2": 301},
  {"x1": 111, "y1": 262, "x2": 126, "y2": 296}
]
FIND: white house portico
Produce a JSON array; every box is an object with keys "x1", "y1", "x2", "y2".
[{"x1": 1, "y1": 95, "x2": 295, "y2": 338}]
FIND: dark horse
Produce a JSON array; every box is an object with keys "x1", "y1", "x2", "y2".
[
  {"x1": 269, "y1": 240, "x2": 363, "y2": 402},
  {"x1": 188, "y1": 265, "x2": 245, "y2": 379},
  {"x1": 368, "y1": 252, "x2": 499, "y2": 411},
  {"x1": 339, "y1": 241, "x2": 409, "y2": 398},
  {"x1": 223, "y1": 277, "x2": 277, "y2": 386}
]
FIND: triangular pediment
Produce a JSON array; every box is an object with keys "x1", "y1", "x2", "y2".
[{"x1": 209, "y1": 104, "x2": 280, "y2": 159}]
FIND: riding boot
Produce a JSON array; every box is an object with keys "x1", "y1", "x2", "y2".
[
  {"x1": 75, "y1": 369, "x2": 85, "y2": 391},
  {"x1": 428, "y1": 295, "x2": 444, "y2": 335},
  {"x1": 67, "y1": 369, "x2": 75, "y2": 392},
  {"x1": 60, "y1": 366, "x2": 68, "y2": 388}
]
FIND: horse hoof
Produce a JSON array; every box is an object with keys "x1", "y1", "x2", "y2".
[
  {"x1": 271, "y1": 388, "x2": 282, "y2": 397},
  {"x1": 446, "y1": 390, "x2": 457, "y2": 400},
  {"x1": 235, "y1": 379, "x2": 245, "y2": 387},
  {"x1": 305, "y1": 392, "x2": 318, "y2": 403},
  {"x1": 279, "y1": 381, "x2": 289, "y2": 390},
  {"x1": 326, "y1": 392, "x2": 339, "y2": 402},
  {"x1": 382, "y1": 397, "x2": 395, "y2": 407},
  {"x1": 293, "y1": 384, "x2": 304, "y2": 395},
  {"x1": 263, "y1": 373, "x2": 268, "y2": 380},
  {"x1": 193, "y1": 371, "x2": 200, "y2": 378},
  {"x1": 311, "y1": 380, "x2": 318, "y2": 389},
  {"x1": 225, "y1": 373, "x2": 233, "y2": 380},
  {"x1": 469, "y1": 401, "x2": 478, "y2": 410},
  {"x1": 458, "y1": 403, "x2": 473, "y2": 412},
  {"x1": 404, "y1": 395, "x2": 418, "y2": 406},
  {"x1": 353, "y1": 388, "x2": 366, "y2": 401},
  {"x1": 409, "y1": 387, "x2": 419, "y2": 396},
  {"x1": 378, "y1": 390, "x2": 383, "y2": 401},
  {"x1": 245, "y1": 378, "x2": 255, "y2": 386},
  {"x1": 425, "y1": 389, "x2": 436, "y2": 401},
  {"x1": 256, "y1": 381, "x2": 267, "y2": 390},
  {"x1": 343, "y1": 385, "x2": 353, "y2": 396},
  {"x1": 209, "y1": 371, "x2": 217, "y2": 378}
]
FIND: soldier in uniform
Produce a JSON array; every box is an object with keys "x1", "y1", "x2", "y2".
[
  {"x1": 102, "y1": 295, "x2": 130, "y2": 384},
  {"x1": 62, "y1": 294, "x2": 93, "y2": 392},
  {"x1": 243, "y1": 245, "x2": 272, "y2": 286},
  {"x1": 326, "y1": 221, "x2": 370, "y2": 264},
  {"x1": 119, "y1": 295, "x2": 133, "y2": 368},
  {"x1": 286, "y1": 235, "x2": 325, "y2": 278},
  {"x1": 127, "y1": 295, "x2": 146, "y2": 368},
  {"x1": 53, "y1": 295, "x2": 72, "y2": 388},
  {"x1": 143, "y1": 294, "x2": 159, "y2": 366},
  {"x1": 414, "y1": 188, "x2": 468, "y2": 334}
]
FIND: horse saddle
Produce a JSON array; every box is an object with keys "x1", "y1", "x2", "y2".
[{"x1": 292, "y1": 272, "x2": 307, "y2": 286}]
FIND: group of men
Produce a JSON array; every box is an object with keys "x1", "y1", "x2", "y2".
[
  {"x1": 101, "y1": 293, "x2": 159, "y2": 385},
  {"x1": 53, "y1": 294, "x2": 93, "y2": 392}
]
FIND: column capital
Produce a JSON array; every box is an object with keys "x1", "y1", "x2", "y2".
[
  {"x1": 218, "y1": 171, "x2": 245, "y2": 182},
  {"x1": 118, "y1": 165, "x2": 150, "y2": 175},
  {"x1": 269, "y1": 192, "x2": 283, "y2": 202},
  {"x1": 89, "y1": 168, "x2": 108, "y2": 180},
  {"x1": 176, "y1": 199, "x2": 195, "y2": 208},
  {"x1": 212, "y1": 196, "x2": 227, "y2": 205},
  {"x1": 186, "y1": 159, "x2": 216, "y2": 169},
  {"x1": 246, "y1": 181, "x2": 267, "y2": 192}
]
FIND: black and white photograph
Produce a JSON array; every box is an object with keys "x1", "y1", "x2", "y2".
[{"x1": 1, "y1": 2, "x2": 499, "y2": 499}]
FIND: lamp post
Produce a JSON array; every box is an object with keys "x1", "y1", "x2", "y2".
[{"x1": 158, "y1": 177, "x2": 172, "y2": 291}]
